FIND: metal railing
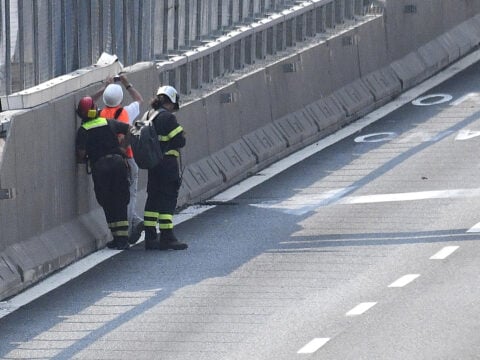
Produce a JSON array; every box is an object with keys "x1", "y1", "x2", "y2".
[{"x1": 0, "y1": 0, "x2": 381, "y2": 97}]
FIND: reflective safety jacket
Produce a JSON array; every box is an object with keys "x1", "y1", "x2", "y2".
[
  {"x1": 152, "y1": 108, "x2": 186, "y2": 157},
  {"x1": 76, "y1": 117, "x2": 129, "y2": 164},
  {"x1": 99, "y1": 107, "x2": 133, "y2": 158}
]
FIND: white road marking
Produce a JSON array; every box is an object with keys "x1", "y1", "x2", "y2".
[
  {"x1": 467, "y1": 222, "x2": 480, "y2": 232},
  {"x1": 430, "y1": 246, "x2": 459, "y2": 260},
  {"x1": 340, "y1": 188, "x2": 480, "y2": 205},
  {"x1": 455, "y1": 129, "x2": 480, "y2": 140},
  {"x1": 297, "y1": 338, "x2": 330, "y2": 354},
  {"x1": 249, "y1": 187, "x2": 355, "y2": 214},
  {"x1": 346, "y1": 302, "x2": 377, "y2": 316},
  {"x1": 4, "y1": 47, "x2": 480, "y2": 321},
  {"x1": 450, "y1": 92, "x2": 480, "y2": 106},
  {"x1": 388, "y1": 274, "x2": 420, "y2": 288},
  {"x1": 412, "y1": 93, "x2": 452, "y2": 106}
]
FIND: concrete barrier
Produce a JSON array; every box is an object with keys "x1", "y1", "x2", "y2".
[
  {"x1": 242, "y1": 123, "x2": 289, "y2": 170},
  {"x1": 332, "y1": 79, "x2": 375, "y2": 120},
  {"x1": 2, "y1": 1, "x2": 480, "y2": 301},
  {"x1": 362, "y1": 67, "x2": 402, "y2": 107},
  {"x1": 390, "y1": 52, "x2": 429, "y2": 91},
  {"x1": 417, "y1": 39, "x2": 450, "y2": 78},
  {"x1": 211, "y1": 139, "x2": 257, "y2": 184},
  {"x1": 305, "y1": 95, "x2": 347, "y2": 133}
]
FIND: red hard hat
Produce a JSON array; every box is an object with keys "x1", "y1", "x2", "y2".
[{"x1": 76, "y1": 96, "x2": 96, "y2": 119}]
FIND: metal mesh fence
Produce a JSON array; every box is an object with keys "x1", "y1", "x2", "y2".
[{"x1": 0, "y1": 0, "x2": 378, "y2": 96}]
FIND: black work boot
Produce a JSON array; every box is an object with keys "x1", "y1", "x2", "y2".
[
  {"x1": 144, "y1": 227, "x2": 161, "y2": 250},
  {"x1": 107, "y1": 237, "x2": 129, "y2": 250},
  {"x1": 128, "y1": 221, "x2": 144, "y2": 244},
  {"x1": 158, "y1": 229, "x2": 188, "y2": 250}
]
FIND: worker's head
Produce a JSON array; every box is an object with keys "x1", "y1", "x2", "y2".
[
  {"x1": 154, "y1": 85, "x2": 180, "y2": 111},
  {"x1": 76, "y1": 96, "x2": 97, "y2": 121},
  {"x1": 103, "y1": 84, "x2": 124, "y2": 107}
]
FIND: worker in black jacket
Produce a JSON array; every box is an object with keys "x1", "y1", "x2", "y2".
[
  {"x1": 143, "y1": 85, "x2": 188, "y2": 250},
  {"x1": 75, "y1": 96, "x2": 131, "y2": 250}
]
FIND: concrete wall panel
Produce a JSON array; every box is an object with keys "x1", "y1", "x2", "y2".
[
  {"x1": 266, "y1": 54, "x2": 308, "y2": 121},
  {"x1": 177, "y1": 98, "x2": 210, "y2": 164},
  {"x1": 211, "y1": 140, "x2": 257, "y2": 184},
  {"x1": 390, "y1": 52, "x2": 428, "y2": 90},
  {"x1": 204, "y1": 83, "x2": 242, "y2": 153},
  {"x1": 235, "y1": 69, "x2": 273, "y2": 134},
  {"x1": 299, "y1": 42, "x2": 333, "y2": 100},
  {"x1": 327, "y1": 28, "x2": 360, "y2": 90},
  {"x1": 362, "y1": 67, "x2": 402, "y2": 106},
  {"x1": 385, "y1": 0, "x2": 444, "y2": 61},
  {"x1": 356, "y1": 17, "x2": 389, "y2": 77},
  {"x1": 0, "y1": 132, "x2": 19, "y2": 251}
]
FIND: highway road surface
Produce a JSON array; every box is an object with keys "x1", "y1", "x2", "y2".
[{"x1": 1, "y1": 52, "x2": 480, "y2": 359}]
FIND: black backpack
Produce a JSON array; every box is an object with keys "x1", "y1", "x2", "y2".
[{"x1": 130, "y1": 108, "x2": 165, "y2": 169}]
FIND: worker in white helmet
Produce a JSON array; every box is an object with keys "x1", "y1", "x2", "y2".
[
  {"x1": 142, "y1": 85, "x2": 187, "y2": 250},
  {"x1": 92, "y1": 74, "x2": 144, "y2": 245}
]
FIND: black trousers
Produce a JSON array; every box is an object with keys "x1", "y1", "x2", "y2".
[
  {"x1": 144, "y1": 156, "x2": 180, "y2": 235},
  {"x1": 92, "y1": 154, "x2": 130, "y2": 240}
]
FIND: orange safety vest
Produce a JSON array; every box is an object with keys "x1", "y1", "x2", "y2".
[{"x1": 100, "y1": 107, "x2": 133, "y2": 158}]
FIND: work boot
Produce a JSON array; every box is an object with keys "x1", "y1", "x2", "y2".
[
  {"x1": 106, "y1": 237, "x2": 129, "y2": 250},
  {"x1": 158, "y1": 229, "x2": 188, "y2": 250},
  {"x1": 128, "y1": 221, "x2": 144, "y2": 244},
  {"x1": 144, "y1": 227, "x2": 161, "y2": 250}
]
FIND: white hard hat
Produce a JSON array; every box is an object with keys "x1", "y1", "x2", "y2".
[
  {"x1": 156, "y1": 85, "x2": 179, "y2": 110},
  {"x1": 103, "y1": 84, "x2": 124, "y2": 107}
]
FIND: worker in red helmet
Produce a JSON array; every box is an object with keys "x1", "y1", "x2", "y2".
[{"x1": 75, "y1": 96, "x2": 131, "y2": 250}]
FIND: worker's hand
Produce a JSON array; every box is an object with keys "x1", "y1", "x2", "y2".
[
  {"x1": 119, "y1": 74, "x2": 130, "y2": 87},
  {"x1": 104, "y1": 76, "x2": 115, "y2": 85}
]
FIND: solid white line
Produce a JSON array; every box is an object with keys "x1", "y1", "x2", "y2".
[
  {"x1": 388, "y1": 274, "x2": 420, "y2": 288},
  {"x1": 346, "y1": 302, "x2": 377, "y2": 316},
  {"x1": 3, "y1": 46, "x2": 480, "y2": 321},
  {"x1": 430, "y1": 246, "x2": 459, "y2": 260},
  {"x1": 297, "y1": 338, "x2": 330, "y2": 354}
]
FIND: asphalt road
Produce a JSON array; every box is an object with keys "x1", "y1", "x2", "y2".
[{"x1": 1, "y1": 57, "x2": 480, "y2": 359}]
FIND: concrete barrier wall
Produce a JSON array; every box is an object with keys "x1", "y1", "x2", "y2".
[
  {"x1": 1, "y1": 0, "x2": 480, "y2": 300},
  {"x1": 384, "y1": 0, "x2": 480, "y2": 61}
]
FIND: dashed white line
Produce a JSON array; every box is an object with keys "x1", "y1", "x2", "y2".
[
  {"x1": 467, "y1": 222, "x2": 480, "y2": 232},
  {"x1": 388, "y1": 274, "x2": 420, "y2": 288},
  {"x1": 297, "y1": 338, "x2": 330, "y2": 354},
  {"x1": 346, "y1": 302, "x2": 377, "y2": 316},
  {"x1": 430, "y1": 246, "x2": 459, "y2": 260}
]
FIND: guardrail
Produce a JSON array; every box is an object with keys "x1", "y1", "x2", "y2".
[
  {"x1": 0, "y1": 0, "x2": 375, "y2": 96},
  {"x1": 156, "y1": 0, "x2": 372, "y2": 96}
]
